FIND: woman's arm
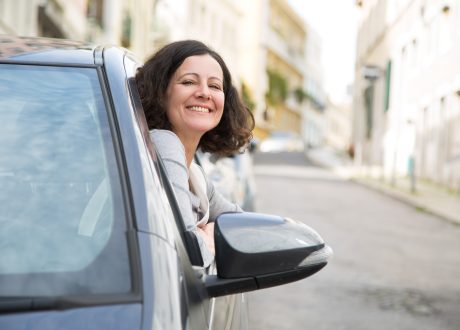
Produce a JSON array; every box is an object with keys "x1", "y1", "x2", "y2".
[{"x1": 150, "y1": 129, "x2": 214, "y2": 267}]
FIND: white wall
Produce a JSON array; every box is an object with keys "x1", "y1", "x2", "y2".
[{"x1": 354, "y1": 0, "x2": 460, "y2": 191}]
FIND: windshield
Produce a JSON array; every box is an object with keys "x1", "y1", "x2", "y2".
[{"x1": 0, "y1": 64, "x2": 131, "y2": 297}]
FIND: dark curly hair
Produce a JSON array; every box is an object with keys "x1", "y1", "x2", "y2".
[{"x1": 135, "y1": 40, "x2": 254, "y2": 156}]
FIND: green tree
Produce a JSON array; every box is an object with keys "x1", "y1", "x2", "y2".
[
  {"x1": 294, "y1": 87, "x2": 309, "y2": 104},
  {"x1": 265, "y1": 69, "x2": 288, "y2": 106}
]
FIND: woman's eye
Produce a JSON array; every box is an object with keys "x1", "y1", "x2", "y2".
[
  {"x1": 182, "y1": 80, "x2": 196, "y2": 85},
  {"x1": 210, "y1": 84, "x2": 222, "y2": 90}
]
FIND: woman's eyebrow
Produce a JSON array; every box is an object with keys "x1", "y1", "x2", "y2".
[
  {"x1": 177, "y1": 72, "x2": 222, "y2": 82},
  {"x1": 209, "y1": 76, "x2": 223, "y2": 83},
  {"x1": 177, "y1": 72, "x2": 199, "y2": 80}
]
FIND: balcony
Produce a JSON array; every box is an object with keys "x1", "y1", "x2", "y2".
[{"x1": 266, "y1": 27, "x2": 306, "y2": 74}]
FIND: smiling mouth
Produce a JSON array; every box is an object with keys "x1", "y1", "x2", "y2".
[{"x1": 188, "y1": 106, "x2": 211, "y2": 113}]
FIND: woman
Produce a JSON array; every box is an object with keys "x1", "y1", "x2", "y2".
[{"x1": 136, "y1": 40, "x2": 254, "y2": 267}]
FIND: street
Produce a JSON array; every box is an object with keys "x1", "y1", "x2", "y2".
[{"x1": 248, "y1": 151, "x2": 460, "y2": 330}]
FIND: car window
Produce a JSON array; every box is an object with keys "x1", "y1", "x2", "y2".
[{"x1": 0, "y1": 64, "x2": 131, "y2": 296}]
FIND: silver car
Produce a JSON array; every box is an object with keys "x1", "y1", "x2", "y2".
[
  {"x1": 259, "y1": 131, "x2": 305, "y2": 153},
  {"x1": 196, "y1": 149, "x2": 257, "y2": 212}
]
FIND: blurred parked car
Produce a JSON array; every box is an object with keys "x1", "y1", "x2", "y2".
[
  {"x1": 196, "y1": 148, "x2": 257, "y2": 212},
  {"x1": 259, "y1": 131, "x2": 305, "y2": 153},
  {"x1": 0, "y1": 36, "x2": 331, "y2": 329}
]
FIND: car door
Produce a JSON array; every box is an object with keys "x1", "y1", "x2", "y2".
[
  {"x1": 115, "y1": 50, "x2": 216, "y2": 329},
  {"x1": 121, "y1": 51, "x2": 248, "y2": 330}
]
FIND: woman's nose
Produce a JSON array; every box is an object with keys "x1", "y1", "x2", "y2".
[{"x1": 196, "y1": 84, "x2": 211, "y2": 100}]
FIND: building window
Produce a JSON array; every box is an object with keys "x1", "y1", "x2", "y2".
[
  {"x1": 384, "y1": 60, "x2": 392, "y2": 112},
  {"x1": 87, "y1": 0, "x2": 104, "y2": 28},
  {"x1": 121, "y1": 12, "x2": 132, "y2": 48},
  {"x1": 439, "y1": 3, "x2": 453, "y2": 54},
  {"x1": 37, "y1": 5, "x2": 65, "y2": 38},
  {"x1": 449, "y1": 92, "x2": 460, "y2": 158},
  {"x1": 364, "y1": 84, "x2": 374, "y2": 139}
]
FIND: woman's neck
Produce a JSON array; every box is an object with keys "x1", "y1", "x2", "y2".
[
  {"x1": 184, "y1": 145, "x2": 197, "y2": 168},
  {"x1": 174, "y1": 131, "x2": 202, "y2": 167}
]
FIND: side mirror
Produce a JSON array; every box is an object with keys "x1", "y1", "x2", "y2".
[
  {"x1": 205, "y1": 212, "x2": 332, "y2": 297},
  {"x1": 248, "y1": 139, "x2": 258, "y2": 153}
]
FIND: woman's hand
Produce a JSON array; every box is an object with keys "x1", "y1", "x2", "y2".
[{"x1": 197, "y1": 222, "x2": 215, "y2": 255}]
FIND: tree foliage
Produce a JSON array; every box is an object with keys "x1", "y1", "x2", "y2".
[{"x1": 265, "y1": 69, "x2": 288, "y2": 106}]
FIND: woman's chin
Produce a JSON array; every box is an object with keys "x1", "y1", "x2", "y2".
[{"x1": 188, "y1": 123, "x2": 219, "y2": 135}]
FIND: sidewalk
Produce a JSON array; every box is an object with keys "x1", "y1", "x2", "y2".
[{"x1": 305, "y1": 146, "x2": 460, "y2": 226}]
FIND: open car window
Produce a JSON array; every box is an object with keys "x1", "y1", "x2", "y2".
[{"x1": 127, "y1": 77, "x2": 205, "y2": 267}]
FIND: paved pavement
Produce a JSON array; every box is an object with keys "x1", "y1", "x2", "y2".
[
  {"x1": 305, "y1": 146, "x2": 460, "y2": 226},
  {"x1": 251, "y1": 150, "x2": 460, "y2": 330}
]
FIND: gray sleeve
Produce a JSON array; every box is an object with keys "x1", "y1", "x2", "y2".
[{"x1": 150, "y1": 129, "x2": 214, "y2": 267}]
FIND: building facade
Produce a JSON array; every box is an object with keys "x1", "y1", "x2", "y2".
[
  {"x1": 262, "y1": 0, "x2": 306, "y2": 136},
  {"x1": 325, "y1": 101, "x2": 353, "y2": 152},
  {"x1": 354, "y1": 0, "x2": 460, "y2": 191},
  {"x1": 1, "y1": 0, "x2": 327, "y2": 146},
  {"x1": 151, "y1": 0, "x2": 322, "y2": 141},
  {"x1": 151, "y1": 0, "x2": 242, "y2": 85},
  {"x1": 1, "y1": 0, "x2": 87, "y2": 40},
  {"x1": 301, "y1": 23, "x2": 327, "y2": 148},
  {"x1": 0, "y1": 0, "x2": 155, "y2": 60}
]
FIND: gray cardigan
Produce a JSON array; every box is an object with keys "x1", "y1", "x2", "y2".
[{"x1": 150, "y1": 129, "x2": 241, "y2": 267}]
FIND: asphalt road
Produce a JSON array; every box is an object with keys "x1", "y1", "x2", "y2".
[{"x1": 248, "y1": 151, "x2": 460, "y2": 330}]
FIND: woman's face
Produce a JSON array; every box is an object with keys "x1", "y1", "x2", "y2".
[{"x1": 165, "y1": 54, "x2": 225, "y2": 141}]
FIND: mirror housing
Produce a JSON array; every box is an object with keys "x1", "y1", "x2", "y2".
[{"x1": 205, "y1": 212, "x2": 332, "y2": 297}]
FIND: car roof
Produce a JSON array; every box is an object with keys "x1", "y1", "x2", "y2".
[
  {"x1": 0, "y1": 35, "x2": 98, "y2": 65},
  {"x1": 268, "y1": 131, "x2": 300, "y2": 138}
]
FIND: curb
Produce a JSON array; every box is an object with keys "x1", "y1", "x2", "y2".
[
  {"x1": 351, "y1": 177, "x2": 460, "y2": 227},
  {"x1": 306, "y1": 151, "x2": 460, "y2": 226}
]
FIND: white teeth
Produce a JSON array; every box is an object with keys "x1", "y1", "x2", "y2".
[{"x1": 189, "y1": 106, "x2": 210, "y2": 113}]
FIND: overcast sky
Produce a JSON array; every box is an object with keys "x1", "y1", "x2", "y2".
[{"x1": 288, "y1": 0, "x2": 358, "y2": 104}]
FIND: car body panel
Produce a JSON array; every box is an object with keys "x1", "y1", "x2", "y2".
[
  {"x1": 0, "y1": 35, "x2": 95, "y2": 64},
  {"x1": 0, "y1": 304, "x2": 142, "y2": 330},
  {"x1": 137, "y1": 232, "x2": 187, "y2": 330},
  {"x1": 101, "y1": 45, "x2": 173, "y2": 239}
]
